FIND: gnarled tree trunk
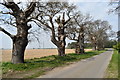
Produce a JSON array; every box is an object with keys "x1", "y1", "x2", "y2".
[
  {"x1": 75, "y1": 35, "x2": 85, "y2": 54},
  {"x1": 11, "y1": 10, "x2": 30, "y2": 63},
  {"x1": 12, "y1": 36, "x2": 28, "y2": 64},
  {"x1": 51, "y1": 30, "x2": 66, "y2": 56},
  {"x1": 93, "y1": 43, "x2": 97, "y2": 50},
  {"x1": 57, "y1": 45, "x2": 65, "y2": 56},
  {"x1": 93, "y1": 45, "x2": 97, "y2": 50},
  {"x1": 79, "y1": 30, "x2": 85, "y2": 54},
  {"x1": 51, "y1": 13, "x2": 67, "y2": 56},
  {"x1": 51, "y1": 37, "x2": 66, "y2": 56},
  {"x1": 75, "y1": 41, "x2": 80, "y2": 54},
  {"x1": 57, "y1": 23, "x2": 66, "y2": 56},
  {"x1": 76, "y1": 27, "x2": 85, "y2": 54}
]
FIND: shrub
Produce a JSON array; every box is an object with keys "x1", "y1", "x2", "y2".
[{"x1": 113, "y1": 42, "x2": 120, "y2": 51}]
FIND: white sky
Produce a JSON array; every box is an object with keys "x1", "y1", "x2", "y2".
[
  {"x1": 0, "y1": 0, "x2": 119, "y2": 2},
  {"x1": 0, "y1": 1, "x2": 118, "y2": 49}
]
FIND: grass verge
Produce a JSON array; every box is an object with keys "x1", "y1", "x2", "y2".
[
  {"x1": 2, "y1": 50, "x2": 105, "y2": 78},
  {"x1": 105, "y1": 50, "x2": 119, "y2": 79}
]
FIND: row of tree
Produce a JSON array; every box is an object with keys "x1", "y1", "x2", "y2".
[
  {"x1": 0, "y1": 1, "x2": 114, "y2": 64},
  {"x1": 67, "y1": 40, "x2": 117, "y2": 49},
  {"x1": 66, "y1": 15, "x2": 114, "y2": 53}
]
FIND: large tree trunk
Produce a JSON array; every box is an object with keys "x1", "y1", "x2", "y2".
[
  {"x1": 76, "y1": 27, "x2": 85, "y2": 54},
  {"x1": 75, "y1": 34, "x2": 85, "y2": 54},
  {"x1": 57, "y1": 46, "x2": 65, "y2": 56},
  {"x1": 57, "y1": 29, "x2": 66, "y2": 56},
  {"x1": 75, "y1": 41, "x2": 80, "y2": 54},
  {"x1": 79, "y1": 32, "x2": 85, "y2": 54},
  {"x1": 51, "y1": 40, "x2": 66, "y2": 56},
  {"x1": 12, "y1": 36, "x2": 28, "y2": 64},
  {"x1": 75, "y1": 42, "x2": 85, "y2": 54},
  {"x1": 11, "y1": 19, "x2": 29, "y2": 64},
  {"x1": 51, "y1": 31, "x2": 66, "y2": 56},
  {"x1": 92, "y1": 42, "x2": 97, "y2": 50},
  {"x1": 93, "y1": 46, "x2": 97, "y2": 50}
]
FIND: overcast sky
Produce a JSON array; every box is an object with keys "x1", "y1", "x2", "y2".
[{"x1": 0, "y1": 1, "x2": 118, "y2": 49}]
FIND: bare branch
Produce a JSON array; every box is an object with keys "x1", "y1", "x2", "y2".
[
  {"x1": 0, "y1": 18, "x2": 16, "y2": 27},
  {"x1": 64, "y1": 11, "x2": 71, "y2": 25},
  {"x1": 1, "y1": 2, "x2": 20, "y2": 17},
  {"x1": 0, "y1": 27, "x2": 14, "y2": 39},
  {"x1": 33, "y1": 19, "x2": 52, "y2": 30},
  {"x1": 24, "y1": 2, "x2": 36, "y2": 18},
  {"x1": 49, "y1": 16, "x2": 55, "y2": 30},
  {"x1": 0, "y1": 11, "x2": 14, "y2": 15},
  {"x1": 67, "y1": 35, "x2": 78, "y2": 41}
]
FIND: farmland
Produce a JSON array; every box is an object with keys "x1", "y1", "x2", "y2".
[{"x1": 1, "y1": 49, "x2": 92, "y2": 62}]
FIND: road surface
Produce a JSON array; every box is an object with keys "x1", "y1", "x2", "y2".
[{"x1": 39, "y1": 50, "x2": 113, "y2": 78}]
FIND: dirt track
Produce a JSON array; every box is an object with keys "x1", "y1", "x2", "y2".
[{"x1": 2, "y1": 49, "x2": 92, "y2": 62}]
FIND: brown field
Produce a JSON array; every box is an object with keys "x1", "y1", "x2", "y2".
[{"x1": 1, "y1": 49, "x2": 92, "y2": 62}]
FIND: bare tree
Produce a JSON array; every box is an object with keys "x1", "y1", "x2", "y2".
[
  {"x1": 86, "y1": 20, "x2": 112, "y2": 50},
  {"x1": 109, "y1": 0, "x2": 120, "y2": 47},
  {"x1": 29, "y1": 1, "x2": 76, "y2": 56},
  {"x1": 0, "y1": 1, "x2": 36, "y2": 64},
  {"x1": 66, "y1": 12, "x2": 92, "y2": 54}
]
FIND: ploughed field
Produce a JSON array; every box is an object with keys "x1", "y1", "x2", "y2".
[{"x1": 1, "y1": 49, "x2": 92, "y2": 62}]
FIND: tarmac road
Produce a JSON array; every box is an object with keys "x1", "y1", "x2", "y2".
[{"x1": 39, "y1": 49, "x2": 113, "y2": 78}]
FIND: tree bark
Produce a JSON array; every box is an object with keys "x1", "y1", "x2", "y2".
[
  {"x1": 75, "y1": 41, "x2": 80, "y2": 54},
  {"x1": 92, "y1": 47, "x2": 96, "y2": 50},
  {"x1": 92, "y1": 43, "x2": 97, "y2": 50},
  {"x1": 57, "y1": 46, "x2": 65, "y2": 56},
  {"x1": 51, "y1": 38, "x2": 66, "y2": 56},
  {"x1": 75, "y1": 30, "x2": 85, "y2": 54},
  {"x1": 11, "y1": 13, "x2": 30, "y2": 64},
  {"x1": 51, "y1": 30, "x2": 66, "y2": 56},
  {"x1": 12, "y1": 36, "x2": 28, "y2": 64},
  {"x1": 79, "y1": 31, "x2": 85, "y2": 54},
  {"x1": 76, "y1": 27, "x2": 85, "y2": 54},
  {"x1": 57, "y1": 26, "x2": 66, "y2": 56}
]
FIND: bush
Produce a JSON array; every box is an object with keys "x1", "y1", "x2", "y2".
[
  {"x1": 113, "y1": 42, "x2": 120, "y2": 51},
  {"x1": 104, "y1": 40, "x2": 117, "y2": 48}
]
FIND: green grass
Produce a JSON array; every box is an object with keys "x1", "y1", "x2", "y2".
[
  {"x1": 2, "y1": 50, "x2": 105, "y2": 78},
  {"x1": 105, "y1": 50, "x2": 118, "y2": 78},
  {"x1": 118, "y1": 50, "x2": 120, "y2": 80},
  {"x1": 84, "y1": 47, "x2": 92, "y2": 49}
]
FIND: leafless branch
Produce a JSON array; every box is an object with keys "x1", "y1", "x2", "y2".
[
  {"x1": 24, "y1": 2, "x2": 36, "y2": 18},
  {"x1": 1, "y1": 2, "x2": 20, "y2": 17},
  {"x1": 0, "y1": 11, "x2": 13, "y2": 15},
  {"x1": 0, "y1": 27, "x2": 14, "y2": 39}
]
